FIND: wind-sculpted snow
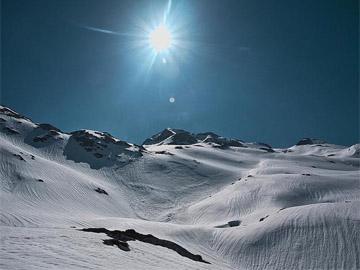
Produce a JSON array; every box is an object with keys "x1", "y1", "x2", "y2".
[{"x1": 0, "y1": 106, "x2": 359, "y2": 270}]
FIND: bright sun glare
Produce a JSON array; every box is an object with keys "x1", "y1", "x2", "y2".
[{"x1": 149, "y1": 25, "x2": 172, "y2": 52}]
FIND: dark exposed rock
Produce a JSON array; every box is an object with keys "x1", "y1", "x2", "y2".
[
  {"x1": 13, "y1": 154, "x2": 25, "y2": 161},
  {"x1": 296, "y1": 138, "x2": 327, "y2": 146},
  {"x1": 64, "y1": 130, "x2": 143, "y2": 170},
  {"x1": 81, "y1": 228, "x2": 210, "y2": 264},
  {"x1": 195, "y1": 132, "x2": 220, "y2": 141},
  {"x1": 103, "y1": 239, "x2": 130, "y2": 251},
  {"x1": 228, "y1": 220, "x2": 241, "y2": 227},
  {"x1": 170, "y1": 132, "x2": 198, "y2": 145},
  {"x1": 0, "y1": 106, "x2": 31, "y2": 120},
  {"x1": 259, "y1": 147, "x2": 275, "y2": 153},
  {"x1": 302, "y1": 173, "x2": 311, "y2": 176},
  {"x1": 25, "y1": 124, "x2": 63, "y2": 147},
  {"x1": 175, "y1": 146, "x2": 183, "y2": 149},
  {"x1": 142, "y1": 128, "x2": 176, "y2": 145},
  {"x1": 215, "y1": 220, "x2": 241, "y2": 228},
  {"x1": 258, "y1": 142, "x2": 272, "y2": 149},
  {"x1": 38, "y1": 123, "x2": 61, "y2": 132},
  {"x1": 0, "y1": 117, "x2": 6, "y2": 123},
  {"x1": 204, "y1": 136, "x2": 245, "y2": 148},
  {"x1": 155, "y1": 151, "x2": 174, "y2": 155},
  {"x1": 259, "y1": 215, "x2": 269, "y2": 222},
  {"x1": 70, "y1": 130, "x2": 143, "y2": 152},
  {"x1": 3, "y1": 127, "x2": 20, "y2": 135},
  {"x1": 71, "y1": 131, "x2": 98, "y2": 148},
  {"x1": 94, "y1": 153, "x2": 103, "y2": 158},
  {"x1": 223, "y1": 139, "x2": 245, "y2": 148},
  {"x1": 37, "y1": 179, "x2": 44, "y2": 182},
  {"x1": 143, "y1": 128, "x2": 246, "y2": 148},
  {"x1": 95, "y1": 188, "x2": 108, "y2": 195},
  {"x1": 115, "y1": 140, "x2": 132, "y2": 147},
  {"x1": 33, "y1": 134, "x2": 53, "y2": 142},
  {"x1": 98, "y1": 143, "x2": 107, "y2": 148},
  {"x1": 211, "y1": 144, "x2": 226, "y2": 149},
  {"x1": 49, "y1": 130, "x2": 60, "y2": 136}
]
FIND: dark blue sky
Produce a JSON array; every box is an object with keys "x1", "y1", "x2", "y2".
[{"x1": 2, "y1": 0, "x2": 359, "y2": 146}]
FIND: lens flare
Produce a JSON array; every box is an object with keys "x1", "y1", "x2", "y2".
[{"x1": 149, "y1": 25, "x2": 172, "y2": 52}]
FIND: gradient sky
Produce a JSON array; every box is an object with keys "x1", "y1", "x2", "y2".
[{"x1": 2, "y1": 0, "x2": 359, "y2": 146}]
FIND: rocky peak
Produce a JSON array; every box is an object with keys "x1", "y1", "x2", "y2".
[
  {"x1": 143, "y1": 128, "x2": 246, "y2": 148},
  {"x1": 296, "y1": 138, "x2": 327, "y2": 146}
]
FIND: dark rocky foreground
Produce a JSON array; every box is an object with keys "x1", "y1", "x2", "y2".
[{"x1": 81, "y1": 228, "x2": 210, "y2": 264}]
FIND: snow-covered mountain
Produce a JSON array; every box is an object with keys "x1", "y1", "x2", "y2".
[{"x1": 0, "y1": 105, "x2": 359, "y2": 270}]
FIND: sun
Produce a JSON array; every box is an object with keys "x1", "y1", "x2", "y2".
[{"x1": 149, "y1": 25, "x2": 172, "y2": 52}]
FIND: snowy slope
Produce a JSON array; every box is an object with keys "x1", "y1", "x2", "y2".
[{"x1": 0, "y1": 105, "x2": 359, "y2": 270}]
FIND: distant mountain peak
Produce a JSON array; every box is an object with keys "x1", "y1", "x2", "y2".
[
  {"x1": 0, "y1": 105, "x2": 31, "y2": 121},
  {"x1": 143, "y1": 128, "x2": 246, "y2": 148},
  {"x1": 296, "y1": 138, "x2": 327, "y2": 146},
  {"x1": 0, "y1": 106, "x2": 144, "y2": 169}
]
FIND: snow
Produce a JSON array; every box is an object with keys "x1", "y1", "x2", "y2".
[{"x1": 0, "y1": 105, "x2": 359, "y2": 269}]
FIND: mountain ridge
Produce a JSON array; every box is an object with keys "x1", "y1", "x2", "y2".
[{"x1": 1, "y1": 105, "x2": 353, "y2": 149}]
